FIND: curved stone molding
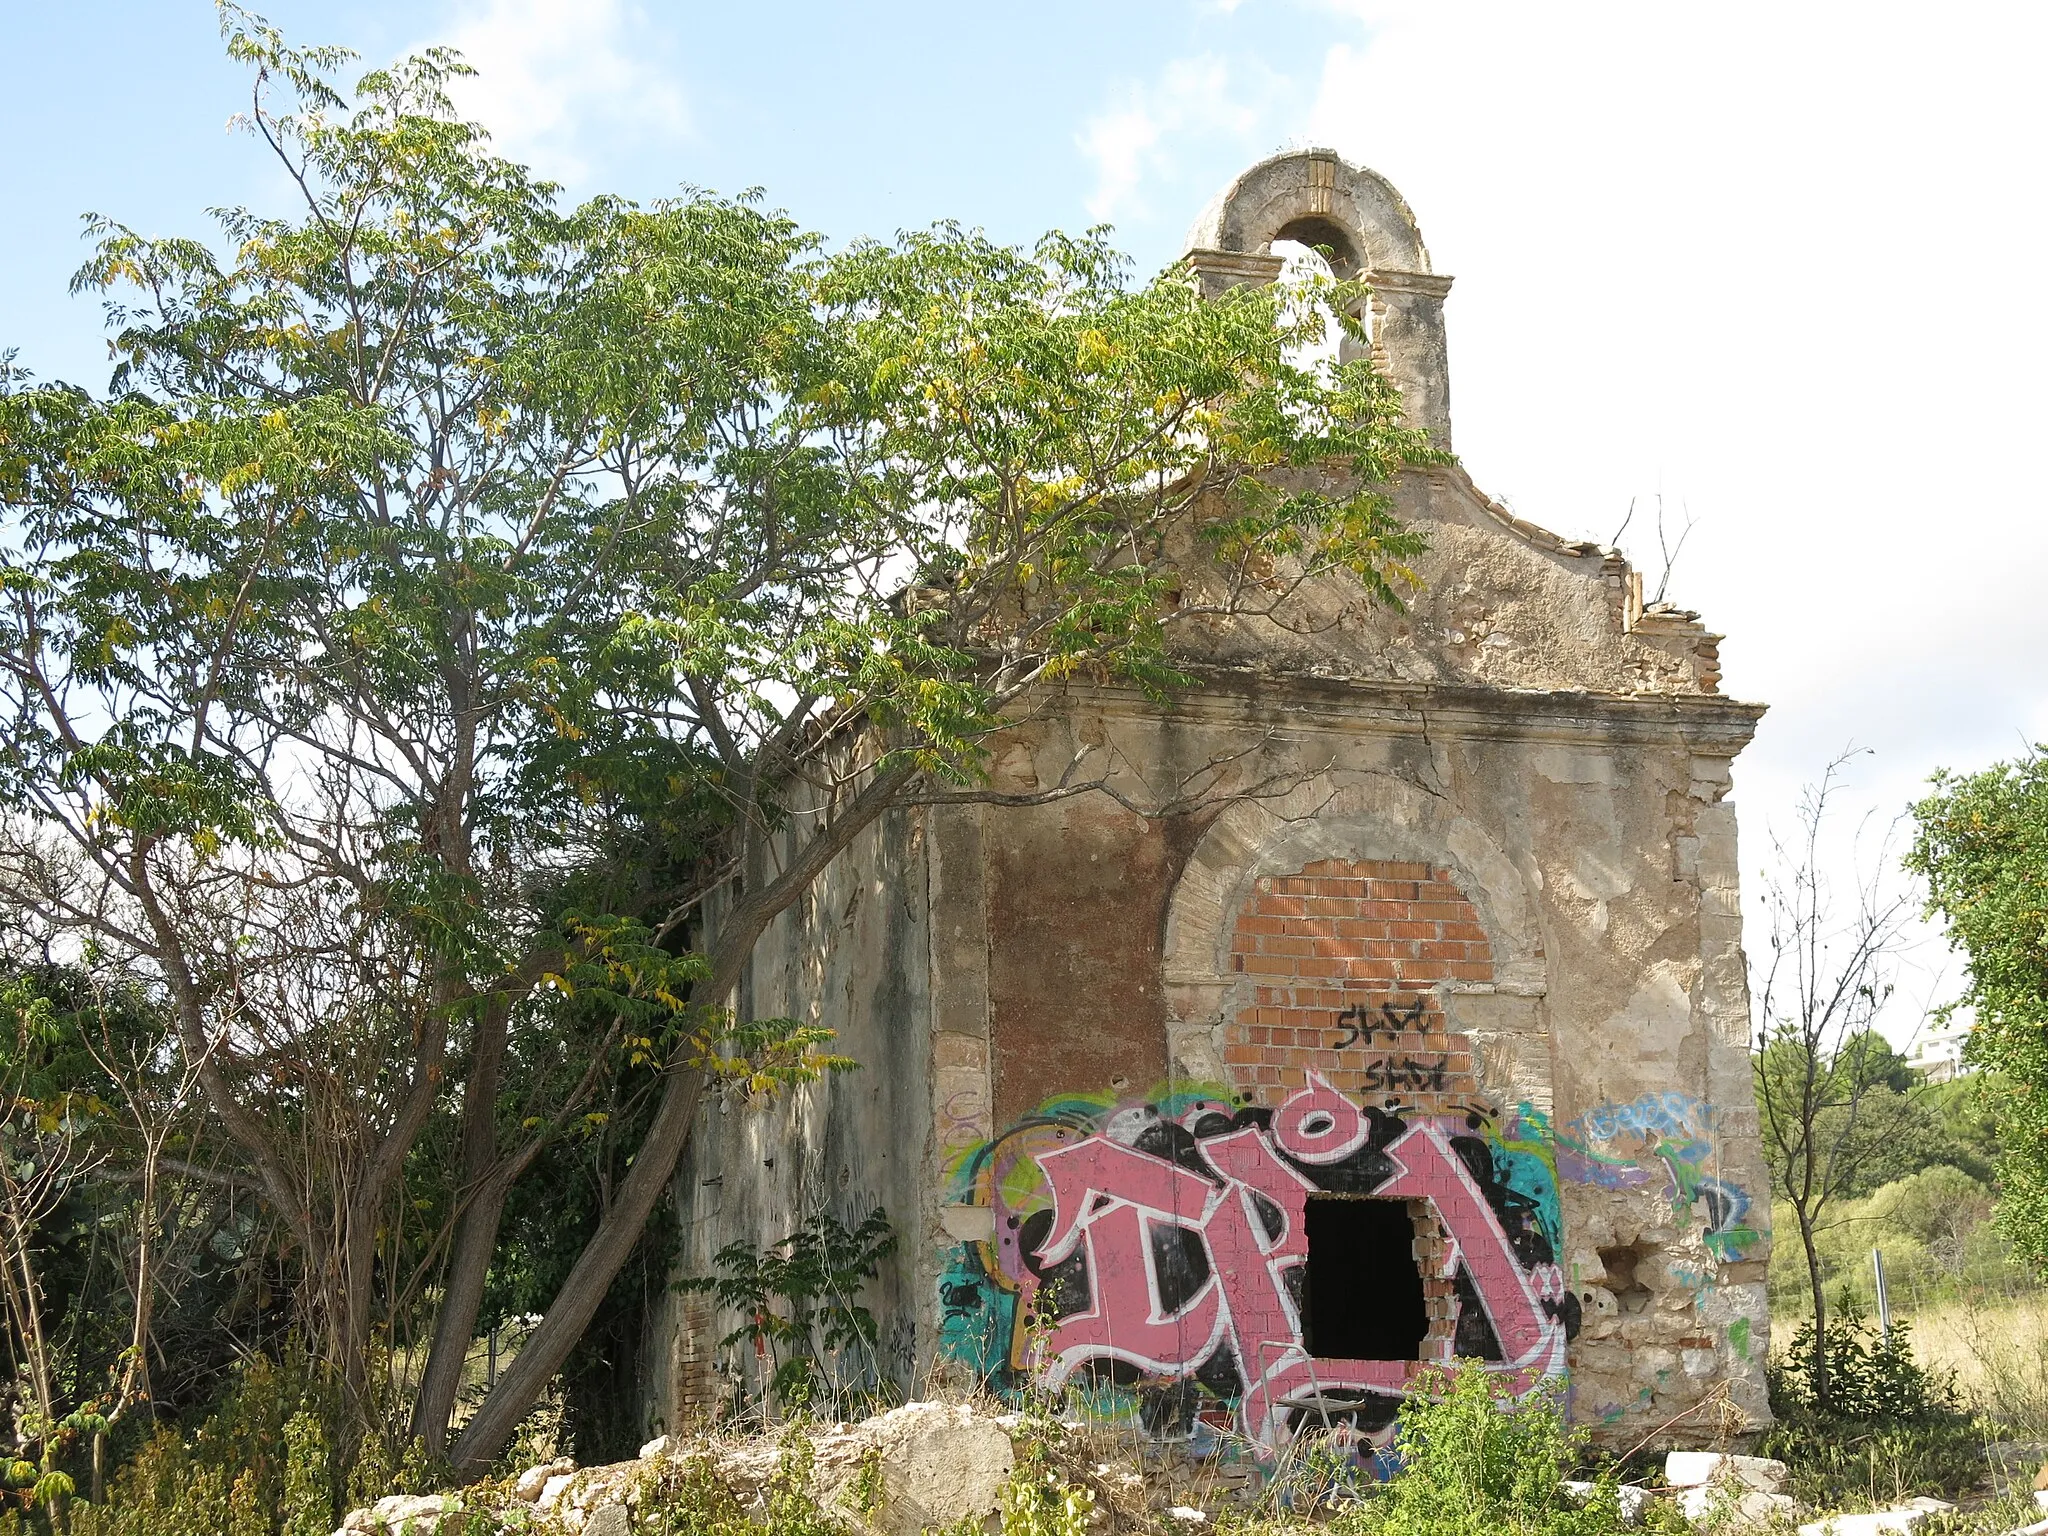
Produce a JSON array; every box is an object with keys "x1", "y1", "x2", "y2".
[
  {"x1": 1161, "y1": 776, "x2": 1545, "y2": 1081},
  {"x1": 1184, "y1": 148, "x2": 1432, "y2": 274}
]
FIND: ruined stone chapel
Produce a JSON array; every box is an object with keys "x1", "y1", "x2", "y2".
[{"x1": 647, "y1": 150, "x2": 1772, "y2": 1459}]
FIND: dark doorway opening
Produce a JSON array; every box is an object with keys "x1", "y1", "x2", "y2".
[{"x1": 1301, "y1": 1197, "x2": 1430, "y2": 1361}]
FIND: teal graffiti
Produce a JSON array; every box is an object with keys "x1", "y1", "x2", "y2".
[{"x1": 1555, "y1": 1092, "x2": 1761, "y2": 1263}]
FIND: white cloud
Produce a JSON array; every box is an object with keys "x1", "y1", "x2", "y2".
[
  {"x1": 1287, "y1": 0, "x2": 2048, "y2": 1038},
  {"x1": 431, "y1": 0, "x2": 689, "y2": 186},
  {"x1": 1077, "y1": 54, "x2": 1284, "y2": 224}
]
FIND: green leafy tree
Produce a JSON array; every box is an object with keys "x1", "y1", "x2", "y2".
[
  {"x1": 1911, "y1": 749, "x2": 2048, "y2": 1262},
  {"x1": 0, "y1": 8, "x2": 1430, "y2": 1474}
]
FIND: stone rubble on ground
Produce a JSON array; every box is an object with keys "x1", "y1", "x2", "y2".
[
  {"x1": 1657, "y1": 1450, "x2": 1795, "y2": 1530},
  {"x1": 1561, "y1": 1479, "x2": 1651, "y2": 1525},
  {"x1": 1666, "y1": 1453, "x2": 1791, "y2": 1494},
  {"x1": 512, "y1": 1458, "x2": 574, "y2": 1503},
  {"x1": 333, "y1": 1399, "x2": 1015, "y2": 1536},
  {"x1": 329, "y1": 1399, "x2": 2027, "y2": 1536},
  {"x1": 1678, "y1": 1485, "x2": 1800, "y2": 1529},
  {"x1": 1797, "y1": 1497, "x2": 1955, "y2": 1536},
  {"x1": 334, "y1": 1491, "x2": 466, "y2": 1534}
]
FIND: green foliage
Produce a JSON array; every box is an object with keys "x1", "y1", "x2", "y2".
[
  {"x1": 629, "y1": 1432, "x2": 848, "y2": 1536},
  {"x1": 1920, "y1": 1071, "x2": 2008, "y2": 1175},
  {"x1": 996, "y1": 1460, "x2": 1095, "y2": 1536},
  {"x1": 1769, "y1": 1165, "x2": 2022, "y2": 1317},
  {"x1": 631, "y1": 1454, "x2": 755, "y2": 1536},
  {"x1": 844, "y1": 1445, "x2": 885, "y2": 1521},
  {"x1": 1755, "y1": 1037, "x2": 1986, "y2": 1210},
  {"x1": 1772, "y1": 1304, "x2": 1958, "y2": 1421},
  {"x1": 281, "y1": 1412, "x2": 332, "y2": 1536},
  {"x1": 1761, "y1": 1306, "x2": 1984, "y2": 1503},
  {"x1": 1837, "y1": 1031, "x2": 1920, "y2": 1096},
  {"x1": 0, "y1": 2, "x2": 1435, "y2": 1469},
  {"x1": 996, "y1": 1412, "x2": 1094, "y2": 1536},
  {"x1": 60, "y1": 1354, "x2": 355, "y2": 1536},
  {"x1": 1335, "y1": 1362, "x2": 1646, "y2": 1536},
  {"x1": 1912, "y1": 752, "x2": 2048, "y2": 1265},
  {"x1": 677, "y1": 1208, "x2": 897, "y2": 1415}
]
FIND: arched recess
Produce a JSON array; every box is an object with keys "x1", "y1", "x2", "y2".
[{"x1": 1160, "y1": 774, "x2": 1546, "y2": 1083}]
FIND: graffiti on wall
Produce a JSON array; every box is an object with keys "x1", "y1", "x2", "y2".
[
  {"x1": 937, "y1": 1072, "x2": 1578, "y2": 1455},
  {"x1": 1556, "y1": 1092, "x2": 1761, "y2": 1262}
]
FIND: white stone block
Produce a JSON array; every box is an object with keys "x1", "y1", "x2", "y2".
[
  {"x1": 1563, "y1": 1480, "x2": 1649, "y2": 1524},
  {"x1": 1665, "y1": 1452, "x2": 1788, "y2": 1492},
  {"x1": 1682, "y1": 1486, "x2": 1796, "y2": 1527},
  {"x1": 1797, "y1": 1503, "x2": 1952, "y2": 1536}
]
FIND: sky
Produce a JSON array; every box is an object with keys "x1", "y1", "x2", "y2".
[{"x1": 4, "y1": 0, "x2": 2044, "y2": 1043}]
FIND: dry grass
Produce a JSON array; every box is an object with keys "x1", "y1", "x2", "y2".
[{"x1": 1905, "y1": 1293, "x2": 2048, "y2": 1436}]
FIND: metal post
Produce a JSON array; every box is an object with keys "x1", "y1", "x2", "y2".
[
  {"x1": 488, "y1": 1325, "x2": 499, "y2": 1389},
  {"x1": 1871, "y1": 1248, "x2": 1891, "y2": 1342}
]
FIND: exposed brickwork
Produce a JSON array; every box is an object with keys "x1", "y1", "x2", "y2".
[
  {"x1": 1224, "y1": 859, "x2": 1494, "y2": 1110},
  {"x1": 671, "y1": 1292, "x2": 719, "y2": 1429}
]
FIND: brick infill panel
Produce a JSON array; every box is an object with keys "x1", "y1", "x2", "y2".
[{"x1": 1226, "y1": 859, "x2": 1495, "y2": 1109}]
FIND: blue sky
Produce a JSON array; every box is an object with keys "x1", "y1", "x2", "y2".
[{"x1": 5, "y1": 0, "x2": 2047, "y2": 1035}]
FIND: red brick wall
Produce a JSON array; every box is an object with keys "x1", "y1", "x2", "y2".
[
  {"x1": 985, "y1": 800, "x2": 1211, "y2": 1123},
  {"x1": 1224, "y1": 859, "x2": 1494, "y2": 1110}
]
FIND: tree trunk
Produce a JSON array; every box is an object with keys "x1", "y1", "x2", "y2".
[
  {"x1": 1800, "y1": 1212, "x2": 1829, "y2": 1409},
  {"x1": 446, "y1": 1061, "x2": 706, "y2": 1476},
  {"x1": 413, "y1": 1003, "x2": 514, "y2": 1451},
  {"x1": 336, "y1": 1192, "x2": 383, "y2": 1419}
]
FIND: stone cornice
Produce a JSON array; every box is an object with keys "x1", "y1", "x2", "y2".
[
  {"x1": 1049, "y1": 666, "x2": 1767, "y2": 751},
  {"x1": 1366, "y1": 269, "x2": 1455, "y2": 298}
]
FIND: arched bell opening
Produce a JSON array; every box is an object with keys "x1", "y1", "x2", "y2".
[{"x1": 1272, "y1": 215, "x2": 1363, "y2": 278}]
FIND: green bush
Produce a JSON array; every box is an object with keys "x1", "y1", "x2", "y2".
[
  {"x1": 1769, "y1": 1166, "x2": 2031, "y2": 1318},
  {"x1": 1760, "y1": 1306, "x2": 1986, "y2": 1503},
  {"x1": 56, "y1": 1354, "x2": 416, "y2": 1536},
  {"x1": 1334, "y1": 1361, "x2": 1671, "y2": 1536},
  {"x1": 630, "y1": 1425, "x2": 856, "y2": 1536}
]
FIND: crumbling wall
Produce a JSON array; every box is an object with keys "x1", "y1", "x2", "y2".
[
  {"x1": 1169, "y1": 465, "x2": 1722, "y2": 696},
  {"x1": 652, "y1": 145, "x2": 1771, "y2": 1464},
  {"x1": 645, "y1": 803, "x2": 933, "y2": 1434},
  {"x1": 926, "y1": 678, "x2": 1769, "y2": 1453}
]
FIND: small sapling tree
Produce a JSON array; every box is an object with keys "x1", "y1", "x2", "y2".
[{"x1": 1753, "y1": 755, "x2": 1919, "y2": 1411}]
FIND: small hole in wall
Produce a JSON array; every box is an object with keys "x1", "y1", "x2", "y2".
[
  {"x1": 1597, "y1": 1243, "x2": 1654, "y2": 1315},
  {"x1": 1302, "y1": 1197, "x2": 1429, "y2": 1361}
]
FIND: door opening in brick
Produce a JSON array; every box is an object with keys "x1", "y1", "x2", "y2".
[{"x1": 1301, "y1": 1196, "x2": 1430, "y2": 1361}]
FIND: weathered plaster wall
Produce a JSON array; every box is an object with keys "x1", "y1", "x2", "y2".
[
  {"x1": 928, "y1": 678, "x2": 1769, "y2": 1454},
  {"x1": 643, "y1": 804, "x2": 934, "y2": 1434}
]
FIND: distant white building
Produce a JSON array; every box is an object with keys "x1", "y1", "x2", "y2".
[{"x1": 1908, "y1": 1020, "x2": 1974, "y2": 1082}]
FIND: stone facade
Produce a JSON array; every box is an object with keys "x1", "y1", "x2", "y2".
[{"x1": 644, "y1": 151, "x2": 1771, "y2": 1462}]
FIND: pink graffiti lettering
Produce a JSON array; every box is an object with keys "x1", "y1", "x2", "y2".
[{"x1": 1017, "y1": 1073, "x2": 1566, "y2": 1450}]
